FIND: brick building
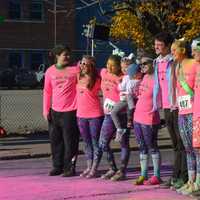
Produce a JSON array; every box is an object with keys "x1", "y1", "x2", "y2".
[{"x1": 0, "y1": 0, "x2": 76, "y2": 70}]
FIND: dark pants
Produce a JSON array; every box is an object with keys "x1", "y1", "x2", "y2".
[
  {"x1": 164, "y1": 109, "x2": 188, "y2": 181},
  {"x1": 49, "y1": 109, "x2": 79, "y2": 171}
]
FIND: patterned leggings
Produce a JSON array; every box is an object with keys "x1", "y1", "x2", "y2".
[
  {"x1": 78, "y1": 116, "x2": 104, "y2": 162},
  {"x1": 178, "y1": 114, "x2": 198, "y2": 172},
  {"x1": 99, "y1": 114, "x2": 130, "y2": 172},
  {"x1": 133, "y1": 122, "x2": 160, "y2": 154}
]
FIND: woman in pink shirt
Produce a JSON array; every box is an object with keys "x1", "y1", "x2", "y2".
[
  {"x1": 43, "y1": 45, "x2": 80, "y2": 177},
  {"x1": 99, "y1": 55, "x2": 130, "y2": 181},
  {"x1": 190, "y1": 38, "x2": 200, "y2": 197},
  {"x1": 133, "y1": 57, "x2": 161, "y2": 185},
  {"x1": 171, "y1": 39, "x2": 197, "y2": 195},
  {"x1": 76, "y1": 55, "x2": 104, "y2": 178}
]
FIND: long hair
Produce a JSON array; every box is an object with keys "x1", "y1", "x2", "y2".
[{"x1": 79, "y1": 55, "x2": 99, "y2": 90}]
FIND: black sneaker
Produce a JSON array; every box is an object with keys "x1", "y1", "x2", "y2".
[
  {"x1": 49, "y1": 168, "x2": 63, "y2": 176},
  {"x1": 62, "y1": 169, "x2": 76, "y2": 177}
]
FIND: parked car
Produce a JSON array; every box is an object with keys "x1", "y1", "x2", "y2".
[
  {"x1": 0, "y1": 68, "x2": 15, "y2": 89},
  {"x1": 15, "y1": 68, "x2": 38, "y2": 88}
]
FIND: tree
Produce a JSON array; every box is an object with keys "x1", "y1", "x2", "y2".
[{"x1": 108, "y1": 0, "x2": 199, "y2": 52}]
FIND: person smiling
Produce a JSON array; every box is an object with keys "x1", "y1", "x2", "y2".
[{"x1": 43, "y1": 45, "x2": 80, "y2": 177}]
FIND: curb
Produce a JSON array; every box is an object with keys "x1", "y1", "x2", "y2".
[{"x1": 0, "y1": 145, "x2": 172, "y2": 160}]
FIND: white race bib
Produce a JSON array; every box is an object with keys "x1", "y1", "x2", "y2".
[
  {"x1": 177, "y1": 95, "x2": 192, "y2": 111},
  {"x1": 103, "y1": 98, "x2": 116, "y2": 114}
]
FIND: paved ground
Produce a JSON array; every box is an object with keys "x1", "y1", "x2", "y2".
[
  {"x1": 0, "y1": 156, "x2": 197, "y2": 200},
  {"x1": 0, "y1": 129, "x2": 199, "y2": 200}
]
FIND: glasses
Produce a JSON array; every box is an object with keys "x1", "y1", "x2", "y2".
[{"x1": 80, "y1": 62, "x2": 91, "y2": 67}]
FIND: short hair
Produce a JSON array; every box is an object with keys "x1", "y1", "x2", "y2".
[
  {"x1": 154, "y1": 32, "x2": 174, "y2": 46},
  {"x1": 52, "y1": 44, "x2": 71, "y2": 56}
]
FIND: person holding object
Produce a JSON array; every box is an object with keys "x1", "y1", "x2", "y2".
[{"x1": 111, "y1": 62, "x2": 142, "y2": 142}]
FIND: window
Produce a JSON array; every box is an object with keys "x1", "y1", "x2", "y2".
[
  {"x1": 9, "y1": 52, "x2": 22, "y2": 69},
  {"x1": 9, "y1": 0, "x2": 21, "y2": 19},
  {"x1": 30, "y1": 0, "x2": 43, "y2": 20},
  {"x1": 30, "y1": 52, "x2": 44, "y2": 70}
]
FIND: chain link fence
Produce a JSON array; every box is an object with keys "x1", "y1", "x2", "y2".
[{"x1": 0, "y1": 90, "x2": 47, "y2": 134}]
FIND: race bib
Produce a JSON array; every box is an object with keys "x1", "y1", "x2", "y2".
[
  {"x1": 103, "y1": 98, "x2": 116, "y2": 114},
  {"x1": 177, "y1": 95, "x2": 192, "y2": 111}
]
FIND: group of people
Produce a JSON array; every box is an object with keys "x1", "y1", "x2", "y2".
[{"x1": 43, "y1": 31, "x2": 200, "y2": 197}]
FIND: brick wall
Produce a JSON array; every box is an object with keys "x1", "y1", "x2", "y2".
[{"x1": 0, "y1": 0, "x2": 76, "y2": 69}]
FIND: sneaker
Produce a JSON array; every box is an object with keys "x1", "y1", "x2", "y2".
[
  {"x1": 110, "y1": 170, "x2": 126, "y2": 181},
  {"x1": 176, "y1": 181, "x2": 192, "y2": 194},
  {"x1": 86, "y1": 169, "x2": 98, "y2": 178},
  {"x1": 62, "y1": 169, "x2": 76, "y2": 177},
  {"x1": 48, "y1": 168, "x2": 63, "y2": 176},
  {"x1": 181, "y1": 182, "x2": 200, "y2": 195},
  {"x1": 101, "y1": 169, "x2": 116, "y2": 180},
  {"x1": 115, "y1": 129, "x2": 126, "y2": 142},
  {"x1": 143, "y1": 176, "x2": 162, "y2": 185},
  {"x1": 134, "y1": 176, "x2": 146, "y2": 185},
  {"x1": 171, "y1": 178, "x2": 185, "y2": 190},
  {"x1": 80, "y1": 168, "x2": 91, "y2": 177},
  {"x1": 160, "y1": 178, "x2": 176, "y2": 189}
]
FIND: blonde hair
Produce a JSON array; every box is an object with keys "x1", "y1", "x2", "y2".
[{"x1": 171, "y1": 39, "x2": 191, "y2": 57}]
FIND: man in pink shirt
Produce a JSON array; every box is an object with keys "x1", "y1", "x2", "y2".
[
  {"x1": 43, "y1": 45, "x2": 79, "y2": 177},
  {"x1": 153, "y1": 33, "x2": 188, "y2": 188}
]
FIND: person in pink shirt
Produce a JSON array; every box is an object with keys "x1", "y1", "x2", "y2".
[
  {"x1": 171, "y1": 39, "x2": 197, "y2": 195},
  {"x1": 43, "y1": 45, "x2": 80, "y2": 177},
  {"x1": 133, "y1": 56, "x2": 161, "y2": 185},
  {"x1": 189, "y1": 38, "x2": 200, "y2": 197},
  {"x1": 76, "y1": 55, "x2": 104, "y2": 178},
  {"x1": 154, "y1": 32, "x2": 188, "y2": 189},
  {"x1": 99, "y1": 55, "x2": 130, "y2": 181}
]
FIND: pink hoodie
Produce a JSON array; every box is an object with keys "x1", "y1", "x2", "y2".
[{"x1": 43, "y1": 64, "x2": 80, "y2": 118}]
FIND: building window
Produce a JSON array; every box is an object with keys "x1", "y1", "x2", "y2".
[
  {"x1": 30, "y1": 52, "x2": 44, "y2": 70},
  {"x1": 9, "y1": 52, "x2": 22, "y2": 69},
  {"x1": 30, "y1": 0, "x2": 43, "y2": 20},
  {"x1": 9, "y1": 0, "x2": 21, "y2": 19}
]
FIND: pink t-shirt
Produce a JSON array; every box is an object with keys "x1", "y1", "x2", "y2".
[
  {"x1": 100, "y1": 68, "x2": 122, "y2": 114},
  {"x1": 76, "y1": 76, "x2": 104, "y2": 118},
  {"x1": 193, "y1": 64, "x2": 200, "y2": 119},
  {"x1": 176, "y1": 59, "x2": 196, "y2": 115},
  {"x1": 134, "y1": 75, "x2": 160, "y2": 125},
  {"x1": 157, "y1": 60, "x2": 171, "y2": 108},
  {"x1": 43, "y1": 64, "x2": 80, "y2": 118}
]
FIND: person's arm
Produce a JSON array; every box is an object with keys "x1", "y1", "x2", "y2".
[{"x1": 43, "y1": 71, "x2": 52, "y2": 120}]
